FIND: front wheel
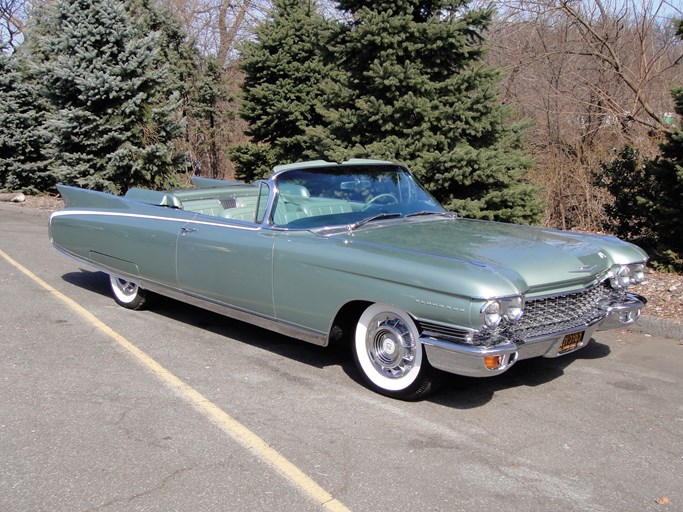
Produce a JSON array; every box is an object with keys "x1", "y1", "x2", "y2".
[
  {"x1": 353, "y1": 303, "x2": 438, "y2": 400},
  {"x1": 109, "y1": 275, "x2": 148, "y2": 310}
]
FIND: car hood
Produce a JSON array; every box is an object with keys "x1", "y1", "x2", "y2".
[{"x1": 324, "y1": 216, "x2": 645, "y2": 293}]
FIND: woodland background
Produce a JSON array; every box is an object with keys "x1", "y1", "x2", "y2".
[{"x1": 1, "y1": 0, "x2": 682, "y2": 267}]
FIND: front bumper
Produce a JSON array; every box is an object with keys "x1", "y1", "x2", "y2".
[{"x1": 421, "y1": 293, "x2": 647, "y2": 378}]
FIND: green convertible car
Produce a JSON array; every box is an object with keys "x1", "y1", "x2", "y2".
[{"x1": 49, "y1": 159, "x2": 648, "y2": 400}]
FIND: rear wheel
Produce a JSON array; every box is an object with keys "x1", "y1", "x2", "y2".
[
  {"x1": 109, "y1": 275, "x2": 148, "y2": 310},
  {"x1": 353, "y1": 303, "x2": 438, "y2": 400}
]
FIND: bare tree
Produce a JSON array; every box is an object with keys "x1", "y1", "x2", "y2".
[
  {"x1": 556, "y1": 0, "x2": 682, "y2": 130},
  {"x1": 486, "y1": 0, "x2": 682, "y2": 230},
  {"x1": 163, "y1": 0, "x2": 272, "y2": 67},
  {"x1": 0, "y1": 0, "x2": 28, "y2": 51},
  {"x1": 493, "y1": 0, "x2": 681, "y2": 133},
  {"x1": 162, "y1": 0, "x2": 343, "y2": 65}
]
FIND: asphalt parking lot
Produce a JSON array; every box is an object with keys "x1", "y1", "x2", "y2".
[{"x1": 1, "y1": 205, "x2": 682, "y2": 512}]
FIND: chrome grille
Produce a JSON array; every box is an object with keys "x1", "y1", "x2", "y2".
[
  {"x1": 419, "y1": 281, "x2": 620, "y2": 346},
  {"x1": 502, "y1": 283, "x2": 615, "y2": 342},
  {"x1": 418, "y1": 321, "x2": 474, "y2": 344}
]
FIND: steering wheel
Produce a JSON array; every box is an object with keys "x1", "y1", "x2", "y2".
[{"x1": 362, "y1": 193, "x2": 399, "y2": 211}]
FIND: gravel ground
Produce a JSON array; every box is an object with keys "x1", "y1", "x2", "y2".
[{"x1": 7, "y1": 194, "x2": 683, "y2": 325}]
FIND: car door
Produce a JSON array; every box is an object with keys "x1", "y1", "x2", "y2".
[{"x1": 175, "y1": 184, "x2": 275, "y2": 317}]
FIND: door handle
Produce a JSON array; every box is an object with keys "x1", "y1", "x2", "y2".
[{"x1": 180, "y1": 226, "x2": 197, "y2": 235}]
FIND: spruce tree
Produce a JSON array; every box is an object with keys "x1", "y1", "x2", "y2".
[
  {"x1": 641, "y1": 72, "x2": 683, "y2": 269},
  {"x1": 313, "y1": 0, "x2": 542, "y2": 223},
  {"x1": 599, "y1": 91, "x2": 683, "y2": 271},
  {"x1": 598, "y1": 21, "x2": 683, "y2": 271},
  {"x1": 23, "y1": 0, "x2": 189, "y2": 193},
  {"x1": 231, "y1": 0, "x2": 332, "y2": 182},
  {"x1": 597, "y1": 146, "x2": 656, "y2": 246},
  {"x1": 0, "y1": 53, "x2": 50, "y2": 192}
]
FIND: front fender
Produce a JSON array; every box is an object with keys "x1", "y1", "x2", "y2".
[{"x1": 271, "y1": 232, "x2": 517, "y2": 335}]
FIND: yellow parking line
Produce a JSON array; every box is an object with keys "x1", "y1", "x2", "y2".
[{"x1": 1, "y1": 249, "x2": 351, "y2": 512}]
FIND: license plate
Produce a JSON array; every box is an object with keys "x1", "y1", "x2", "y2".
[{"x1": 559, "y1": 331, "x2": 584, "y2": 353}]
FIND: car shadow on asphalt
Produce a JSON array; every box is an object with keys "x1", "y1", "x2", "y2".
[
  {"x1": 61, "y1": 269, "x2": 612, "y2": 408},
  {"x1": 431, "y1": 340, "x2": 611, "y2": 409},
  {"x1": 61, "y1": 269, "x2": 348, "y2": 371},
  {"x1": 62, "y1": 268, "x2": 112, "y2": 295}
]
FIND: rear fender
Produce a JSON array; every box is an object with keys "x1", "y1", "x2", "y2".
[{"x1": 56, "y1": 185, "x2": 128, "y2": 210}]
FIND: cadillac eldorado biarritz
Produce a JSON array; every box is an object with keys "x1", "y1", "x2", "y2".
[{"x1": 49, "y1": 159, "x2": 648, "y2": 399}]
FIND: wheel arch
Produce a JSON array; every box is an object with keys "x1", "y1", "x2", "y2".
[
  {"x1": 328, "y1": 300, "x2": 373, "y2": 348},
  {"x1": 327, "y1": 299, "x2": 431, "y2": 346}
]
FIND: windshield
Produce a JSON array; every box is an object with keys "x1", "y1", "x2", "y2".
[{"x1": 271, "y1": 164, "x2": 445, "y2": 229}]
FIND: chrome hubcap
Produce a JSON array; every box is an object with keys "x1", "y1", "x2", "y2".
[
  {"x1": 365, "y1": 313, "x2": 417, "y2": 379},
  {"x1": 114, "y1": 277, "x2": 137, "y2": 297}
]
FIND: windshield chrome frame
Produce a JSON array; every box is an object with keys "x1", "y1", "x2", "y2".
[{"x1": 265, "y1": 163, "x2": 445, "y2": 231}]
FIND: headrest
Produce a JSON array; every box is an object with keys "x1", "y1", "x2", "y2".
[{"x1": 279, "y1": 183, "x2": 310, "y2": 201}]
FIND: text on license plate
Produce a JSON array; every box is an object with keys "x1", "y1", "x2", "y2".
[{"x1": 559, "y1": 331, "x2": 584, "y2": 353}]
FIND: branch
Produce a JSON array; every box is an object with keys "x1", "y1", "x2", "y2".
[
  {"x1": 558, "y1": 0, "x2": 667, "y2": 128},
  {"x1": 216, "y1": 0, "x2": 250, "y2": 67}
]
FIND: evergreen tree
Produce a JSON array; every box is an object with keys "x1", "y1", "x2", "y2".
[
  {"x1": 598, "y1": 21, "x2": 683, "y2": 271},
  {"x1": 596, "y1": 146, "x2": 656, "y2": 245},
  {"x1": 311, "y1": 0, "x2": 541, "y2": 223},
  {"x1": 641, "y1": 72, "x2": 683, "y2": 269},
  {"x1": 231, "y1": 0, "x2": 332, "y2": 182},
  {"x1": 130, "y1": 0, "x2": 198, "y2": 115},
  {"x1": 0, "y1": 53, "x2": 50, "y2": 192},
  {"x1": 22, "y1": 0, "x2": 190, "y2": 193}
]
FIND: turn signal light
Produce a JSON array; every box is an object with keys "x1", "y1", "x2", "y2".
[{"x1": 484, "y1": 355, "x2": 502, "y2": 370}]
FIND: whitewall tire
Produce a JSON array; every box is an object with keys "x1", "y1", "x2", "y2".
[
  {"x1": 353, "y1": 303, "x2": 437, "y2": 400},
  {"x1": 109, "y1": 275, "x2": 148, "y2": 310}
]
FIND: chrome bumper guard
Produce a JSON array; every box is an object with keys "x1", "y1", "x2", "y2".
[{"x1": 422, "y1": 293, "x2": 647, "y2": 378}]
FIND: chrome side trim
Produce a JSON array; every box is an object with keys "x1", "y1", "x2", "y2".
[
  {"x1": 50, "y1": 209, "x2": 261, "y2": 231},
  {"x1": 417, "y1": 320, "x2": 475, "y2": 344},
  {"x1": 147, "y1": 284, "x2": 328, "y2": 347},
  {"x1": 50, "y1": 244, "x2": 328, "y2": 347}
]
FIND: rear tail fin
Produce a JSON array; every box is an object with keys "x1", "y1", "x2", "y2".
[{"x1": 56, "y1": 185, "x2": 128, "y2": 209}]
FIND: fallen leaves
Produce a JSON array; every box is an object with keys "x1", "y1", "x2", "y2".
[{"x1": 639, "y1": 270, "x2": 683, "y2": 322}]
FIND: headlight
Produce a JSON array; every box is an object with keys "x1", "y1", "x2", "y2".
[
  {"x1": 505, "y1": 296, "x2": 524, "y2": 322},
  {"x1": 481, "y1": 296, "x2": 524, "y2": 329},
  {"x1": 481, "y1": 300, "x2": 502, "y2": 328},
  {"x1": 609, "y1": 263, "x2": 647, "y2": 290},
  {"x1": 610, "y1": 265, "x2": 631, "y2": 290},
  {"x1": 631, "y1": 263, "x2": 645, "y2": 285}
]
